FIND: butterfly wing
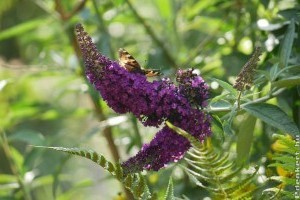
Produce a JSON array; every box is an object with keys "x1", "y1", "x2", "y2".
[
  {"x1": 143, "y1": 69, "x2": 162, "y2": 77},
  {"x1": 118, "y1": 48, "x2": 142, "y2": 72},
  {"x1": 118, "y1": 48, "x2": 162, "y2": 77}
]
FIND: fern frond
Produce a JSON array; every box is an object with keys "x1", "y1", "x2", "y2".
[
  {"x1": 272, "y1": 134, "x2": 297, "y2": 154},
  {"x1": 132, "y1": 175, "x2": 151, "y2": 199},
  {"x1": 184, "y1": 168, "x2": 218, "y2": 191},
  {"x1": 182, "y1": 165, "x2": 211, "y2": 182},
  {"x1": 212, "y1": 162, "x2": 235, "y2": 176},
  {"x1": 185, "y1": 145, "x2": 259, "y2": 199},
  {"x1": 264, "y1": 134, "x2": 297, "y2": 199},
  {"x1": 36, "y1": 146, "x2": 152, "y2": 199},
  {"x1": 218, "y1": 166, "x2": 243, "y2": 183},
  {"x1": 271, "y1": 154, "x2": 295, "y2": 163},
  {"x1": 270, "y1": 153, "x2": 296, "y2": 171},
  {"x1": 221, "y1": 167, "x2": 258, "y2": 195},
  {"x1": 166, "y1": 122, "x2": 259, "y2": 199},
  {"x1": 164, "y1": 177, "x2": 174, "y2": 200},
  {"x1": 262, "y1": 187, "x2": 295, "y2": 199},
  {"x1": 40, "y1": 147, "x2": 117, "y2": 175}
]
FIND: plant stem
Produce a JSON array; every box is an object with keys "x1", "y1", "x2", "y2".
[
  {"x1": 237, "y1": 91, "x2": 242, "y2": 109},
  {"x1": 77, "y1": 43, "x2": 135, "y2": 200},
  {"x1": 71, "y1": 3, "x2": 133, "y2": 197},
  {"x1": 54, "y1": 0, "x2": 87, "y2": 20},
  {"x1": 208, "y1": 88, "x2": 286, "y2": 113},
  {"x1": 131, "y1": 115, "x2": 143, "y2": 148},
  {"x1": 91, "y1": 0, "x2": 115, "y2": 59},
  {"x1": 0, "y1": 131, "x2": 32, "y2": 200},
  {"x1": 241, "y1": 88, "x2": 285, "y2": 106},
  {"x1": 124, "y1": 0, "x2": 177, "y2": 67},
  {"x1": 181, "y1": 26, "x2": 221, "y2": 67}
]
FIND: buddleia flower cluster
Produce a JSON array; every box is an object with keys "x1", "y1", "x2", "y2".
[
  {"x1": 176, "y1": 68, "x2": 209, "y2": 108},
  {"x1": 75, "y1": 24, "x2": 211, "y2": 174}
]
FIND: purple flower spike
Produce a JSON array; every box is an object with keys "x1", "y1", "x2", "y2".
[
  {"x1": 75, "y1": 24, "x2": 211, "y2": 173},
  {"x1": 122, "y1": 126, "x2": 191, "y2": 174}
]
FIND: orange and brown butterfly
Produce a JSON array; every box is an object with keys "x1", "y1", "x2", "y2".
[{"x1": 118, "y1": 48, "x2": 162, "y2": 77}]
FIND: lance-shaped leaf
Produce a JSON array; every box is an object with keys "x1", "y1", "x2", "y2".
[
  {"x1": 211, "y1": 78, "x2": 238, "y2": 96},
  {"x1": 279, "y1": 18, "x2": 295, "y2": 68},
  {"x1": 243, "y1": 103, "x2": 299, "y2": 136},
  {"x1": 236, "y1": 115, "x2": 257, "y2": 165}
]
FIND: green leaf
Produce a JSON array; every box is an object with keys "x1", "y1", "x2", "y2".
[
  {"x1": 9, "y1": 147, "x2": 24, "y2": 174},
  {"x1": 136, "y1": 176, "x2": 151, "y2": 200},
  {"x1": 272, "y1": 134, "x2": 297, "y2": 154},
  {"x1": 0, "y1": 18, "x2": 49, "y2": 41},
  {"x1": 279, "y1": 18, "x2": 295, "y2": 68},
  {"x1": 222, "y1": 120, "x2": 234, "y2": 135},
  {"x1": 111, "y1": 0, "x2": 124, "y2": 6},
  {"x1": 269, "y1": 156, "x2": 295, "y2": 171},
  {"x1": 166, "y1": 121, "x2": 201, "y2": 148},
  {"x1": 275, "y1": 64, "x2": 300, "y2": 77},
  {"x1": 164, "y1": 177, "x2": 174, "y2": 200},
  {"x1": 211, "y1": 78, "x2": 238, "y2": 96},
  {"x1": 272, "y1": 76, "x2": 300, "y2": 88},
  {"x1": 243, "y1": 103, "x2": 299, "y2": 136},
  {"x1": 154, "y1": 0, "x2": 172, "y2": 19},
  {"x1": 211, "y1": 115, "x2": 225, "y2": 141},
  {"x1": 115, "y1": 163, "x2": 123, "y2": 180},
  {"x1": 186, "y1": 1, "x2": 218, "y2": 19},
  {"x1": 124, "y1": 175, "x2": 133, "y2": 188},
  {"x1": 210, "y1": 94, "x2": 233, "y2": 105},
  {"x1": 269, "y1": 63, "x2": 279, "y2": 81},
  {"x1": 0, "y1": 174, "x2": 17, "y2": 184},
  {"x1": 256, "y1": 69, "x2": 271, "y2": 81},
  {"x1": 236, "y1": 115, "x2": 257, "y2": 165},
  {"x1": 222, "y1": 107, "x2": 238, "y2": 136},
  {"x1": 11, "y1": 104, "x2": 39, "y2": 120}
]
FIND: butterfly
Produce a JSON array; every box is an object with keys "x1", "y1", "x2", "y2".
[{"x1": 118, "y1": 48, "x2": 162, "y2": 77}]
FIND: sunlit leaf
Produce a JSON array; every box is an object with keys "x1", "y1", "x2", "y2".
[
  {"x1": 272, "y1": 76, "x2": 300, "y2": 88},
  {"x1": 10, "y1": 147, "x2": 24, "y2": 173},
  {"x1": 211, "y1": 78, "x2": 238, "y2": 96},
  {"x1": 154, "y1": 0, "x2": 172, "y2": 19},
  {"x1": 0, "y1": 18, "x2": 49, "y2": 41},
  {"x1": 0, "y1": 174, "x2": 17, "y2": 184}
]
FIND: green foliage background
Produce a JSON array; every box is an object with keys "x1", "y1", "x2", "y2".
[{"x1": 0, "y1": 0, "x2": 299, "y2": 199}]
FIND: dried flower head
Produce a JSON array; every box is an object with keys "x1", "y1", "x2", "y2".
[{"x1": 233, "y1": 47, "x2": 262, "y2": 91}]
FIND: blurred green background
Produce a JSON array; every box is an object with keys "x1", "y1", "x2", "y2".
[{"x1": 0, "y1": 0, "x2": 299, "y2": 199}]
